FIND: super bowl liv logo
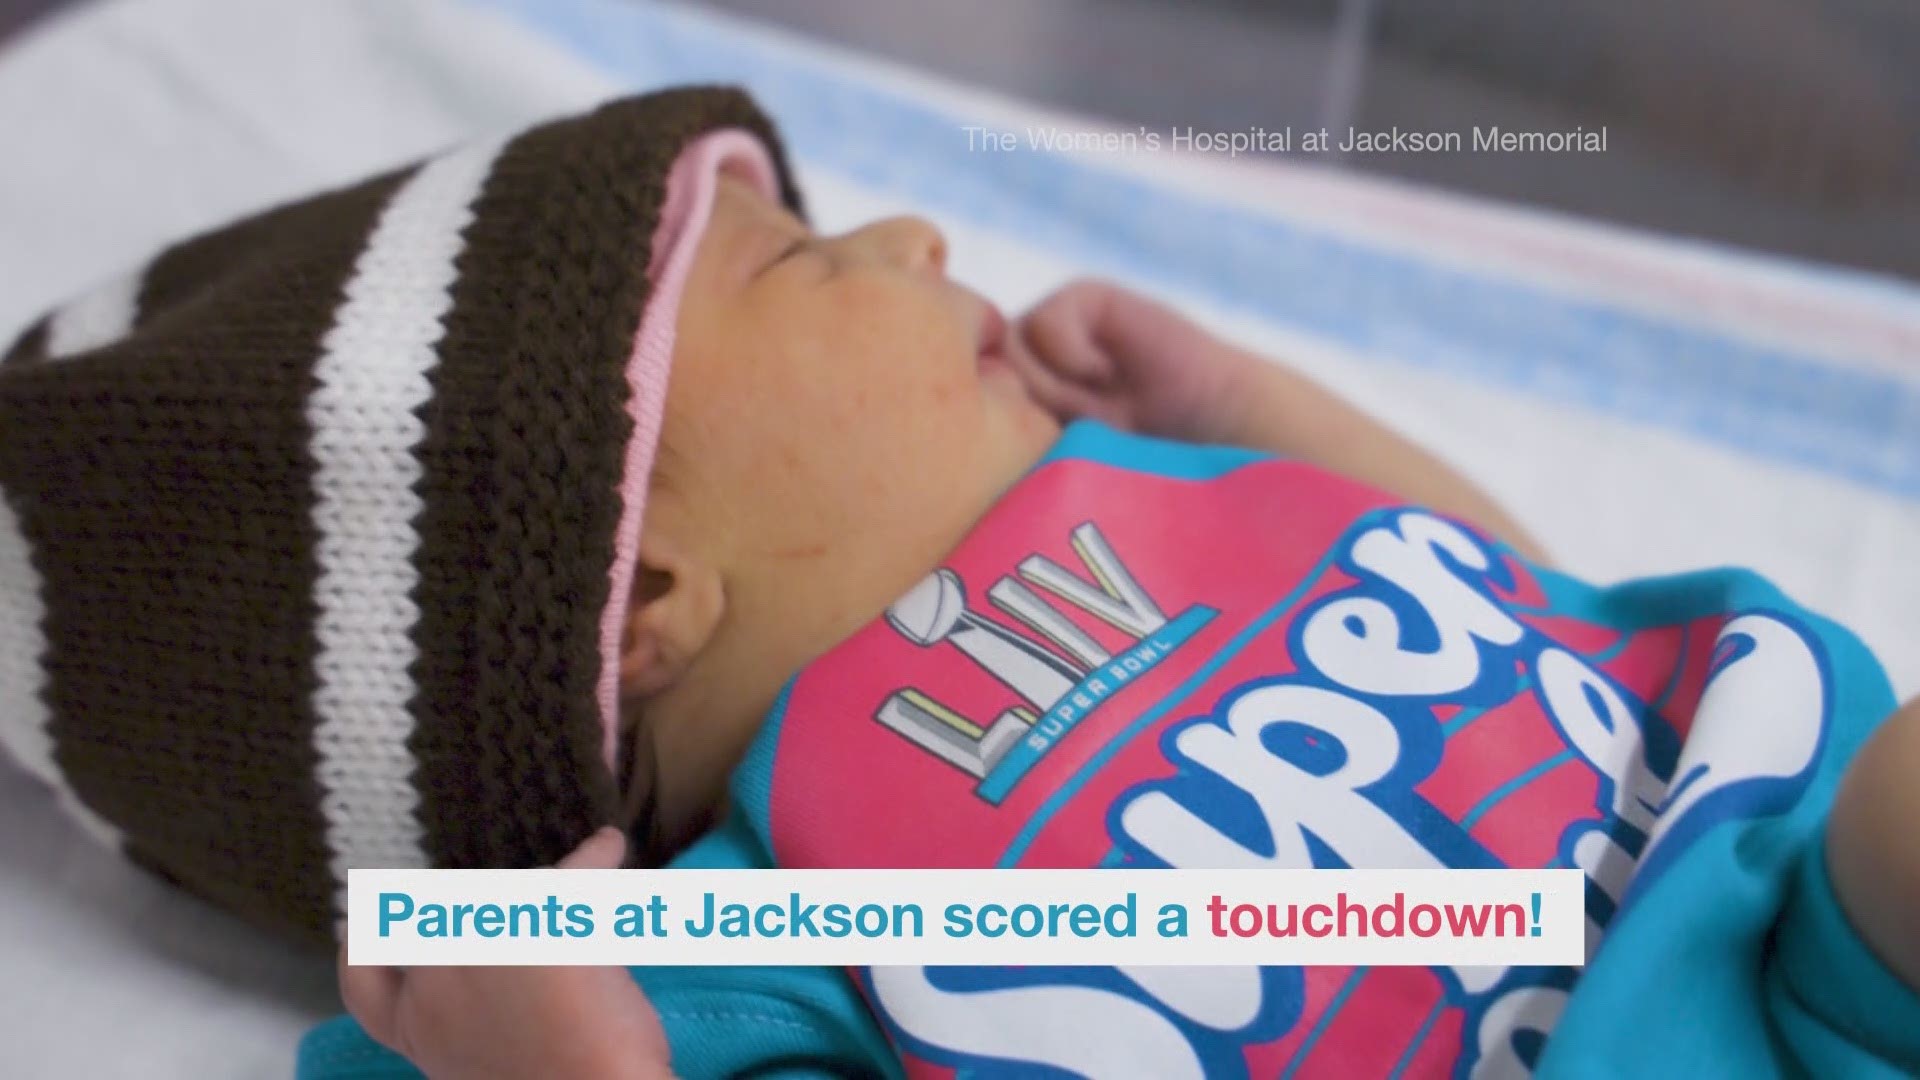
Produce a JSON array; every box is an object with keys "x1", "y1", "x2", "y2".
[{"x1": 876, "y1": 521, "x2": 1215, "y2": 803}]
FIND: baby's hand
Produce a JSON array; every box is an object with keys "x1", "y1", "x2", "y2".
[
  {"x1": 338, "y1": 828, "x2": 673, "y2": 1080},
  {"x1": 1010, "y1": 279, "x2": 1255, "y2": 443}
]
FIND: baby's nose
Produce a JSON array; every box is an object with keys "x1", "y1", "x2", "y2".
[{"x1": 857, "y1": 216, "x2": 948, "y2": 274}]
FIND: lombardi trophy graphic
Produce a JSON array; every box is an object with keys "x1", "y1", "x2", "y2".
[{"x1": 875, "y1": 523, "x2": 1169, "y2": 782}]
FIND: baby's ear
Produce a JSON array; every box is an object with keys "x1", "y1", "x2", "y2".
[{"x1": 619, "y1": 524, "x2": 726, "y2": 697}]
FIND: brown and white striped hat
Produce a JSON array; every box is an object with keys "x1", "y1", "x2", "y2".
[{"x1": 0, "y1": 87, "x2": 802, "y2": 944}]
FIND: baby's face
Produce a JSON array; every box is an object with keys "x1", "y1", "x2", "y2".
[{"x1": 649, "y1": 174, "x2": 1059, "y2": 779}]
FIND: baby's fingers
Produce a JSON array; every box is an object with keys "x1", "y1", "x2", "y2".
[
  {"x1": 1019, "y1": 280, "x2": 1121, "y2": 387},
  {"x1": 1005, "y1": 323, "x2": 1120, "y2": 427},
  {"x1": 557, "y1": 826, "x2": 628, "y2": 870},
  {"x1": 337, "y1": 945, "x2": 405, "y2": 1051}
]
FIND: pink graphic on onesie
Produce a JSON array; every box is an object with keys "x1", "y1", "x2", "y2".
[{"x1": 756, "y1": 448, "x2": 1794, "y2": 1079}]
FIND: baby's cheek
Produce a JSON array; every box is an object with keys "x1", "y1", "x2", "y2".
[{"x1": 799, "y1": 283, "x2": 992, "y2": 478}]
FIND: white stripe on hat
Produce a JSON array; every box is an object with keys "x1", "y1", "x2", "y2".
[
  {"x1": 309, "y1": 137, "x2": 507, "y2": 915},
  {"x1": 0, "y1": 484, "x2": 123, "y2": 847},
  {"x1": 44, "y1": 267, "x2": 144, "y2": 359}
]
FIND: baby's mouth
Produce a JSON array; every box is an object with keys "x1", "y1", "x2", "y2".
[{"x1": 976, "y1": 301, "x2": 1012, "y2": 373}]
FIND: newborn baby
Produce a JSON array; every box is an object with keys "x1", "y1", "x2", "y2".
[
  {"x1": 0, "y1": 89, "x2": 1913, "y2": 1080},
  {"x1": 312, "y1": 95, "x2": 1920, "y2": 1080}
]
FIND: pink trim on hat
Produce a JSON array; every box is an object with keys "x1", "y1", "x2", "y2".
[{"x1": 599, "y1": 129, "x2": 780, "y2": 776}]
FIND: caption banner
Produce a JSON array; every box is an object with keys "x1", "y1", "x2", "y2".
[{"x1": 349, "y1": 868, "x2": 1584, "y2": 968}]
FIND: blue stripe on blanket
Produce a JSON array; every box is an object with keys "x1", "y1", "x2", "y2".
[{"x1": 472, "y1": 0, "x2": 1920, "y2": 501}]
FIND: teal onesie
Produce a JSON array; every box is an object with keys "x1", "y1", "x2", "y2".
[{"x1": 299, "y1": 422, "x2": 1920, "y2": 1078}]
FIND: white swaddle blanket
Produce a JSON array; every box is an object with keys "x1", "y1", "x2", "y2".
[{"x1": 1, "y1": 0, "x2": 1915, "y2": 1074}]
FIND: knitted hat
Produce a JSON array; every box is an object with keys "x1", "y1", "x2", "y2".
[{"x1": 0, "y1": 87, "x2": 803, "y2": 944}]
